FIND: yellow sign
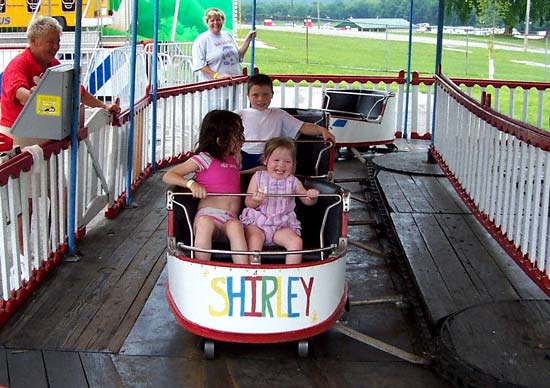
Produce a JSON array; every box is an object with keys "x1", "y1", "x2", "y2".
[{"x1": 36, "y1": 95, "x2": 61, "y2": 117}]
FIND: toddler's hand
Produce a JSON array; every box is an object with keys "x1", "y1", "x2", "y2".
[
  {"x1": 252, "y1": 186, "x2": 266, "y2": 203},
  {"x1": 306, "y1": 189, "x2": 319, "y2": 200}
]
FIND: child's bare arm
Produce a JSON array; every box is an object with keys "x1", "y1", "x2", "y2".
[
  {"x1": 162, "y1": 159, "x2": 206, "y2": 198},
  {"x1": 299, "y1": 122, "x2": 335, "y2": 144},
  {"x1": 295, "y1": 179, "x2": 319, "y2": 206}
]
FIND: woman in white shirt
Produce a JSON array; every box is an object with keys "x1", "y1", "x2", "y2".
[{"x1": 192, "y1": 8, "x2": 256, "y2": 82}]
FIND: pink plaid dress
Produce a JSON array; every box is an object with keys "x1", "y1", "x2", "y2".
[{"x1": 240, "y1": 170, "x2": 302, "y2": 245}]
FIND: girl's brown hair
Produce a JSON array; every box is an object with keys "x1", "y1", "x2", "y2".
[{"x1": 196, "y1": 110, "x2": 244, "y2": 161}]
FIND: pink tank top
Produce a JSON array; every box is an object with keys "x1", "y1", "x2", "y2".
[{"x1": 191, "y1": 152, "x2": 241, "y2": 193}]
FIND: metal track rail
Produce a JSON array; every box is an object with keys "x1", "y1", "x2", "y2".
[{"x1": 337, "y1": 149, "x2": 438, "y2": 366}]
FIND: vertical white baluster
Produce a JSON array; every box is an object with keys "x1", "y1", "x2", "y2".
[
  {"x1": 529, "y1": 148, "x2": 543, "y2": 266},
  {"x1": 539, "y1": 151, "x2": 550, "y2": 274},
  {"x1": 522, "y1": 88, "x2": 529, "y2": 123},
  {"x1": 521, "y1": 146, "x2": 535, "y2": 260}
]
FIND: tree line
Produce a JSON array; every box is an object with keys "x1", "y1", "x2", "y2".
[{"x1": 241, "y1": 0, "x2": 550, "y2": 34}]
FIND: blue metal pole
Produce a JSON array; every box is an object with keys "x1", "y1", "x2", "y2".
[
  {"x1": 431, "y1": 0, "x2": 445, "y2": 148},
  {"x1": 125, "y1": 0, "x2": 139, "y2": 206},
  {"x1": 68, "y1": 0, "x2": 83, "y2": 254},
  {"x1": 403, "y1": 0, "x2": 414, "y2": 139},
  {"x1": 249, "y1": 0, "x2": 256, "y2": 75},
  {"x1": 150, "y1": 0, "x2": 159, "y2": 173}
]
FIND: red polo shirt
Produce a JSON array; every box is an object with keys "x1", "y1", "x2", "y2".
[{"x1": 0, "y1": 48, "x2": 60, "y2": 127}]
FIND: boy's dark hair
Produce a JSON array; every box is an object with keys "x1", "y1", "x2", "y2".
[
  {"x1": 196, "y1": 110, "x2": 244, "y2": 160},
  {"x1": 247, "y1": 73, "x2": 273, "y2": 93},
  {"x1": 262, "y1": 137, "x2": 297, "y2": 174}
]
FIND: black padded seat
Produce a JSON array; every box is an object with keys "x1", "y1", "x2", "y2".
[
  {"x1": 295, "y1": 134, "x2": 331, "y2": 178},
  {"x1": 324, "y1": 89, "x2": 390, "y2": 121},
  {"x1": 169, "y1": 178, "x2": 343, "y2": 264},
  {"x1": 279, "y1": 107, "x2": 326, "y2": 127}
]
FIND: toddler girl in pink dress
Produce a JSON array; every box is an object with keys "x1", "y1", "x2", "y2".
[{"x1": 241, "y1": 137, "x2": 319, "y2": 264}]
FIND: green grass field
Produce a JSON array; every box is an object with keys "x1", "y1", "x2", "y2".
[
  {"x1": 238, "y1": 28, "x2": 550, "y2": 130},
  {"x1": 105, "y1": 25, "x2": 550, "y2": 130},
  {"x1": 244, "y1": 28, "x2": 550, "y2": 81}
]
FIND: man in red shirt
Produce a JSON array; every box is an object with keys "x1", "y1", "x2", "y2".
[
  {"x1": 0, "y1": 16, "x2": 121, "y2": 262},
  {"x1": 0, "y1": 16, "x2": 120, "y2": 148}
]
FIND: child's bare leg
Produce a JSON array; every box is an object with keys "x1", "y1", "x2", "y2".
[
  {"x1": 193, "y1": 215, "x2": 216, "y2": 260},
  {"x1": 273, "y1": 228, "x2": 303, "y2": 264},
  {"x1": 245, "y1": 226, "x2": 266, "y2": 263},
  {"x1": 224, "y1": 219, "x2": 249, "y2": 264}
]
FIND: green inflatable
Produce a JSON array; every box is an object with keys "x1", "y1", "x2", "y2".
[{"x1": 111, "y1": 0, "x2": 234, "y2": 42}]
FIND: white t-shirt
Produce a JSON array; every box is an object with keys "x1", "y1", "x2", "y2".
[
  {"x1": 192, "y1": 30, "x2": 242, "y2": 82},
  {"x1": 237, "y1": 108, "x2": 303, "y2": 154}
]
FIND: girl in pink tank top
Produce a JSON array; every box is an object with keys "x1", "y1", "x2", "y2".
[{"x1": 163, "y1": 110, "x2": 248, "y2": 264}]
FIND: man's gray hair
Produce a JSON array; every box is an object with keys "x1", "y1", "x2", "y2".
[{"x1": 26, "y1": 16, "x2": 62, "y2": 40}]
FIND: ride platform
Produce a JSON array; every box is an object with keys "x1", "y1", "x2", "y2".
[
  {"x1": 0, "y1": 146, "x2": 451, "y2": 387},
  {"x1": 3, "y1": 139, "x2": 547, "y2": 387}
]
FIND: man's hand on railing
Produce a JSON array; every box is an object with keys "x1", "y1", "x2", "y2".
[{"x1": 103, "y1": 97, "x2": 121, "y2": 115}]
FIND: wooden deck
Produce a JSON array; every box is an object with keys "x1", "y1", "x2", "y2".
[
  {"x1": 0, "y1": 159, "x2": 451, "y2": 387},
  {"x1": 374, "y1": 145, "x2": 547, "y2": 326},
  {"x1": 373, "y1": 142, "x2": 549, "y2": 386}
]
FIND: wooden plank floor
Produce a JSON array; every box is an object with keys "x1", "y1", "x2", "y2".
[
  {"x1": 0, "y1": 171, "x2": 168, "y2": 353},
  {"x1": 0, "y1": 161, "x2": 452, "y2": 387},
  {"x1": 375, "y1": 144, "x2": 548, "y2": 327}
]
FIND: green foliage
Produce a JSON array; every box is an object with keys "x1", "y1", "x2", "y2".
[
  {"x1": 242, "y1": 0, "x2": 442, "y2": 25},
  {"x1": 243, "y1": 0, "x2": 548, "y2": 31}
]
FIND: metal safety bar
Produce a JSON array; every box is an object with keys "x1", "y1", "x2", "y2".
[
  {"x1": 323, "y1": 90, "x2": 391, "y2": 123},
  {"x1": 171, "y1": 191, "x2": 344, "y2": 260},
  {"x1": 176, "y1": 243, "x2": 337, "y2": 258}
]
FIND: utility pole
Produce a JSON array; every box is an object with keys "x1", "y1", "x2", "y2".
[
  {"x1": 523, "y1": 0, "x2": 531, "y2": 51},
  {"x1": 291, "y1": 0, "x2": 294, "y2": 27},
  {"x1": 317, "y1": 0, "x2": 320, "y2": 28}
]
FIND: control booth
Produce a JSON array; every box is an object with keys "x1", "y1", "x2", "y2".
[{"x1": 11, "y1": 63, "x2": 74, "y2": 140}]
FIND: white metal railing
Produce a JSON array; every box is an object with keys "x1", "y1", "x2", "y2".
[
  {"x1": 0, "y1": 108, "x2": 120, "y2": 303},
  {"x1": 267, "y1": 73, "x2": 449, "y2": 138},
  {"x1": 433, "y1": 73, "x2": 550, "y2": 293},
  {"x1": 151, "y1": 77, "x2": 249, "y2": 165},
  {"x1": 450, "y1": 77, "x2": 550, "y2": 130},
  {"x1": 269, "y1": 73, "x2": 550, "y2": 138},
  {"x1": 103, "y1": 45, "x2": 149, "y2": 110},
  {"x1": 269, "y1": 74, "x2": 407, "y2": 137},
  {"x1": 144, "y1": 41, "x2": 196, "y2": 88}
]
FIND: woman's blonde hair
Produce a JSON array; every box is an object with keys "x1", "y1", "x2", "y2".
[
  {"x1": 203, "y1": 8, "x2": 225, "y2": 24},
  {"x1": 27, "y1": 16, "x2": 62, "y2": 41},
  {"x1": 262, "y1": 137, "x2": 297, "y2": 174}
]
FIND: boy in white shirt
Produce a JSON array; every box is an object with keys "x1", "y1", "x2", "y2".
[{"x1": 236, "y1": 74, "x2": 335, "y2": 170}]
